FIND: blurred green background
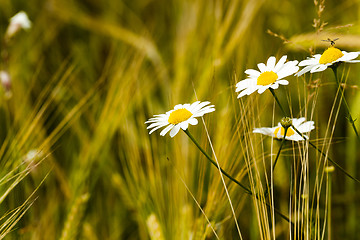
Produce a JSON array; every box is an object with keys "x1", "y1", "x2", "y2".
[{"x1": 1, "y1": 0, "x2": 360, "y2": 239}]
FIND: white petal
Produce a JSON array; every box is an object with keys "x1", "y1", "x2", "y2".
[
  {"x1": 297, "y1": 121, "x2": 315, "y2": 133},
  {"x1": 299, "y1": 134, "x2": 309, "y2": 140},
  {"x1": 339, "y1": 52, "x2": 360, "y2": 62},
  {"x1": 182, "y1": 103, "x2": 191, "y2": 109},
  {"x1": 269, "y1": 82, "x2": 279, "y2": 89},
  {"x1": 295, "y1": 65, "x2": 315, "y2": 76},
  {"x1": 267, "y1": 56, "x2": 276, "y2": 70},
  {"x1": 257, "y1": 86, "x2": 269, "y2": 94},
  {"x1": 145, "y1": 118, "x2": 162, "y2": 124},
  {"x1": 189, "y1": 101, "x2": 201, "y2": 111},
  {"x1": 277, "y1": 63, "x2": 299, "y2": 79},
  {"x1": 179, "y1": 121, "x2": 189, "y2": 130},
  {"x1": 191, "y1": 101, "x2": 210, "y2": 112},
  {"x1": 287, "y1": 134, "x2": 305, "y2": 141},
  {"x1": 236, "y1": 79, "x2": 253, "y2": 91},
  {"x1": 238, "y1": 85, "x2": 259, "y2": 97},
  {"x1": 160, "y1": 125, "x2": 174, "y2": 136},
  {"x1": 310, "y1": 64, "x2": 327, "y2": 73},
  {"x1": 298, "y1": 57, "x2": 318, "y2": 66},
  {"x1": 237, "y1": 90, "x2": 248, "y2": 98},
  {"x1": 188, "y1": 118, "x2": 198, "y2": 125},
  {"x1": 286, "y1": 60, "x2": 298, "y2": 68},
  {"x1": 149, "y1": 123, "x2": 169, "y2": 134},
  {"x1": 193, "y1": 105, "x2": 213, "y2": 115},
  {"x1": 170, "y1": 125, "x2": 181, "y2": 137},
  {"x1": 245, "y1": 69, "x2": 260, "y2": 77},
  {"x1": 286, "y1": 60, "x2": 299, "y2": 66},
  {"x1": 276, "y1": 79, "x2": 289, "y2": 86},
  {"x1": 174, "y1": 104, "x2": 184, "y2": 110},
  {"x1": 145, "y1": 114, "x2": 167, "y2": 123},
  {"x1": 253, "y1": 127, "x2": 276, "y2": 137},
  {"x1": 193, "y1": 107, "x2": 215, "y2": 117},
  {"x1": 346, "y1": 60, "x2": 360, "y2": 63},
  {"x1": 147, "y1": 121, "x2": 168, "y2": 130},
  {"x1": 273, "y1": 55, "x2": 286, "y2": 72},
  {"x1": 199, "y1": 105, "x2": 216, "y2": 113},
  {"x1": 274, "y1": 127, "x2": 284, "y2": 139},
  {"x1": 291, "y1": 117, "x2": 305, "y2": 126},
  {"x1": 257, "y1": 63, "x2": 267, "y2": 72}
]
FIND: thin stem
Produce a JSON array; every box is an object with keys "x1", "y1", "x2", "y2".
[
  {"x1": 269, "y1": 88, "x2": 287, "y2": 116},
  {"x1": 292, "y1": 126, "x2": 360, "y2": 184},
  {"x1": 184, "y1": 129, "x2": 251, "y2": 194},
  {"x1": 326, "y1": 167, "x2": 333, "y2": 240},
  {"x1": 169, "y1": 158, "x2": 220, "y2": 239},
  {"x1": 331, "y1": 67, "x2": 360, "y2": 141},
  {"x1": 273, "y1": 127, "x2": 288, "y2": 171},
  {"x1": 183, "y1": 129, "x2": 294, "y2": 225}
]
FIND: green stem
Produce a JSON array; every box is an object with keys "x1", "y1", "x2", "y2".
[
  {"x1": 269, "y1": 88, "x2": 287, "y2": 116},
  {"x1": 273, "y1": 127, "x2": 288, "y2": 171},
  {"x1": 292, "y1": 126, "x2": 360, "y2": 184},
  {"x1": 184, "y1": 129, "x2": 251, "y2": 194},
  {"x1": 331, "y1": 67, "x2": 360, "y2": 142},
  {"x1": 183, "y1": 129, "x2": 293, "y2": 225},
  {"x1": 326, "y1": 166, "x2": 333, "y2": 240}
]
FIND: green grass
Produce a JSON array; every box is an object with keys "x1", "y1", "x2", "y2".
[{"x1": 1, "y1": 0, "x2": 360, "y2": 239}]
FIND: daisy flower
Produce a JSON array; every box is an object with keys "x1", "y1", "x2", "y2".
[
  {"x1": 6, "y1": 11, "x2": 32, "y2": 38},
  {"x1": 295, "y1": 47, "x2": 360, "y2": 76},
  {"x1": 236, "y1": 55, "x2": 299, "y2": 98},
  {"x1": 253, "y1": 117, "x2": 315, "y2": 141},
  {"x1": 145, "y1": 101, "x2": 215, "y2": 138}
]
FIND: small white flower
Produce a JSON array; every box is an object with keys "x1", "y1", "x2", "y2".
[
  {"x1": 23, "y1": 149, "x2": 44, "y2": 163},
  {"x1": 145, "y1": 101, "x2": 215, "y2": 138},
  {"x1": 253, "y1": 117, "x2": 315, "y2": 141},
  {"x1": 295, "y1": 47, "x2": 360, "y2": 76},
  {"x1": 236, "y1": 55, "x2": 299, "y2": 98},
  {"x1": 0, "y1": 70, "x2": 11, "y2": 89},
  {"x1": 6, "y1": 11, "x2": 32, "y2": 38},
  {"x1": 0, "y1": 70, "x2": 12, "y2": 98}
]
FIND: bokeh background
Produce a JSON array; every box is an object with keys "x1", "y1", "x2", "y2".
[{"x1": 1, "y1": 0, "x2": 360, "y2": 239}]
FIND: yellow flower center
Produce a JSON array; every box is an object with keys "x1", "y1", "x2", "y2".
[
  {"x1": 168, "y1": 108, "x2": 193, "y2": 125},
  {"x1": 257, "y1": 71, "x2": 278, "y2": 86},
  {"x1": 319, "y1": 47, "x2": 344, "y2": 64},
  {"x1": 274, "y1": 126, "x2": 295, "y2": 138}
]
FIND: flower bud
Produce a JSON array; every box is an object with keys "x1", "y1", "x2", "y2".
[{"x1": 280, "y1": 117, "x2": 292, "y2": 128}]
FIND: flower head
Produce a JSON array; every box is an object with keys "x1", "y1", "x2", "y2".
[
  {"x1": 236, "y1": 55, "x2": 299, "y2": 98},
  {"x1": 23, "y1": 149, "x2": 44, "y2": 163},
  {"x1": 0, "y1": 71, "x2": 11, "y2": 90},
  {"x1": 295, "y1": 47, "x2": 360, "y2": 76},
  {"x1": 145, "y1": 101, "x2": 215, "y2": 137},
  {"x1": 0, "y1": 70, "x2": 12, "y2": 98},
  {"x1": 253, "y1": 117, "x2": 315, "y2": 141},
  {"x1": 6, "y1": 11, "x2": 32, "y2": 38}
]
